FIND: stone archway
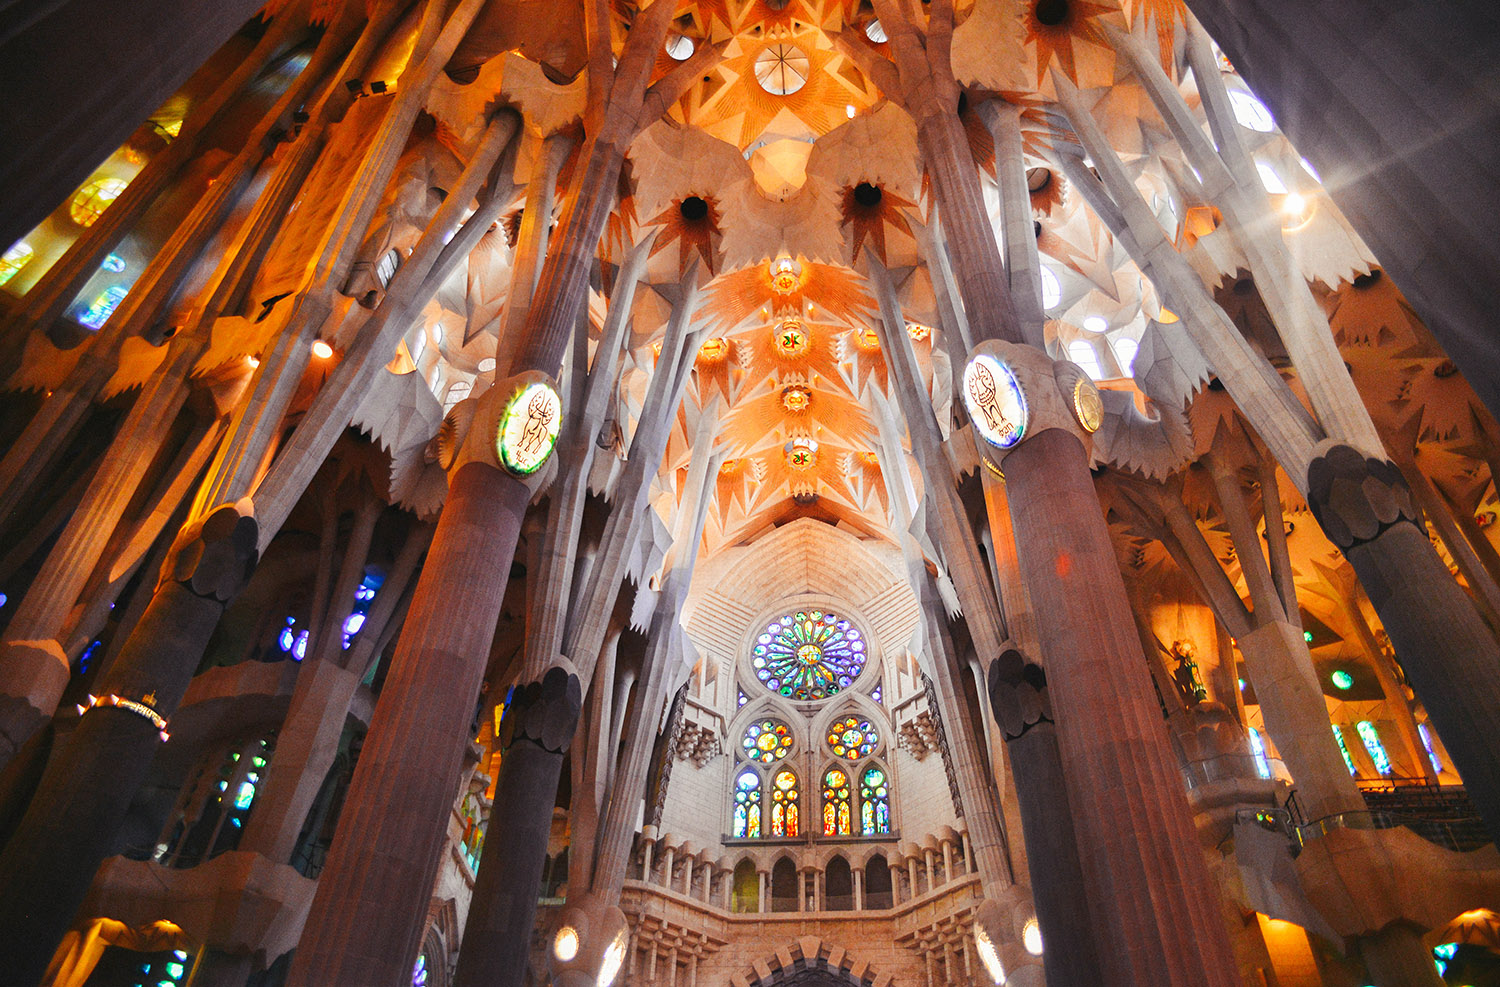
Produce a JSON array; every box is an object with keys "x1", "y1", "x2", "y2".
[
  {"x1": 764, "y1": 968, "x2": 865, "y2": 986},
  {"x1": 732, "y1": 935, "x2": 892, "y2": 987}
]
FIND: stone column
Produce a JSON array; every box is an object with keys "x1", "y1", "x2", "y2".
[
  {"x1": 798, "y1": 870, "x2": 807, "y2": 912},
  {"x1": 853, "y1": 866, "x2": 864, "y2": 911},
  {"x1": 759, "y1": 870, "x2": 768, "y2": 913},
  {"x1": 890, "y1": 862, "x2": 903, "y2": 905},
  {"x1": 988, "y1": 650, "x2": 1104, "y2": 987},
  {"x1": 0, "y1": 505, "x2": 258, "y2": 984},
  {"x1": 1307, "y1": 444, "x2": 1500, "y2": 844},
  {"x1": 986, "y1": 342, "x2": 1241, "y2": 987}
]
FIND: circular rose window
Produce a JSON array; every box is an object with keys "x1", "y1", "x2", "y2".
[{"x1": 752, "y1": 609, "x2": 866, "y2": 700}]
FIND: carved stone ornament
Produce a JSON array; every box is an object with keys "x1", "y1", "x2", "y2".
[
  {"x1": 1305, "y1": 442, "x2": 1418, "y2": 550},
  {"x1": 162, "y1": 501, "x2": 259, "y2": 602},
  {"x1": 987, "y1": 648, "x2": 1053, "y2": 741},
  {"x1": 965, "y1": 340, "x2": 1097, "y2": 470},
  {"x1": 499, "y1": 663, "x2": 583, "y2": 754},
  {"x1": 1054, "y1": 361, "x2": 1103, "y2": 433}
]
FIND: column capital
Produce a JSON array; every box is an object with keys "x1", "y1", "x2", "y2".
[
  {"x1": 499, "y1": 662, "x2": 583, "y2": 754},
  {"x1": 986, "y1": 647, "x2": 1053, "y2": 742},
  {"x1": 960, "y1": 339, "x2": 1103, "y2": 474},
  {"x1": 161, "y1": 500, "x2": 259, "y2": 601},
  {"x1": 1306, "y1": 441, "x2": 1418, "y2": 550},
  {"x1": 441, "y1": 371, "x2": 562, "y2": 493}
]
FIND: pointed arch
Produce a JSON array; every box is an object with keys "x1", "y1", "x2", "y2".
[
  {"x1": 820, "y1": 765, "x2": 852, "y2": 836},
  {"x1": 859, "y1": 761, "x2": 891, "y2": 835},
  {"x1": 770, "y1": 766, "x2": 800, "y2": 837},
  {"x1": 731, "y1": 858, "x2": 759, "y2": 913},
  {"x1": 825, "y1": 854, "x2": 853, "y2": 911},
  {"x1": 733, "y1": 767, "x2": 763, "y2": 838},
  {"x1": 770, "y1": 856, "x2": 799, "y2": 912}
]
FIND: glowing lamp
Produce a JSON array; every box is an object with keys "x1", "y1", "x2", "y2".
[
  {"x1": 698, "y1": 337, "x2": 729, "y2": 362},
  {"x1": 1023, "y1": 917, "x2": 1043, "y2": 956},
  {"x1": 311, "y1": 340, "x2": 334, "y2": 359},
  {"x1": 769, "y1": 256, "x2": 802, "y2": 294},
  {"x1": 554, "y1": 926, "x2": 580, "y2": 962},
  {"x1": 773, "y1": 319, "x2": 809, "y2": 357}
]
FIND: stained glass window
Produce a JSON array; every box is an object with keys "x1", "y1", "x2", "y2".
[
  {"x1": 1246, "y1": 727, "x2": 1272, "y2": 780},
  {"x1": 771, "y1": 769, "x2": 799, "y2": 837},
  {"x1": 412, "y1": 952, "x2": 428, "y2": 987},
  {"x1": 70, "y1": 177, "x2": 129, "y2": 227},
  {"x1": 827, "y1": 715, "x2": 878, "y2": 760},
  {"x1": 734, "y1": 768, "x2": 762, "y2": 838},
  {"x1": 1332, "y1": 724, "x2": 1357, "y2": 775},
  {"x1": 860, "y1": 766, "x2": 890, "y2": 835},
  {"x1": 1356, "y1": 720, "x2": 1392, "y2": 776},
  {"x1": 822, "y1": 767, "x2": 852, "y2": 835},
  {"x1": 742, "y1": 719, "x2": 794, "y2": 763},
  {"x1": 77, "y1": 285, "x2": 128, "y2": 330},
  {"x1": 752, "y1": 610, "x2": 866, "y2": 700},
  {"x1": 0, "y1": 241, "x2": 33, "y2": 287},
  {"x1": 737, "y1": 689, "x2": 748, "y2": 708},
  {"x1": 1419, "y1": 722, "x2": 1443, "y2": 774}
]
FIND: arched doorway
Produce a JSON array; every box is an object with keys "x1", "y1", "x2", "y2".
[
  {"x1": 770, "y1": 857, "x2": 798, "y2": 912},
  {"x1": 759, "y1": 963, "x2": 867, "y2": 986},
  {"x1": 732, "y1": 859, "x2": 759, "y2": 913},
  {"x1": 825, "y1": 855, "x2": 852, "y2": 910}
]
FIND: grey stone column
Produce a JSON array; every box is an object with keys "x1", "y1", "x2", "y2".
[
  {"x1": 988, "y1": 649, "x2": 1104, "y2": 987},
  {"x1": 1307, "y1": 444, "x2": 1500, "y2": 844},
  {"x1": 1003, "y1": 426, "x2": 1240, "y2": 987}
]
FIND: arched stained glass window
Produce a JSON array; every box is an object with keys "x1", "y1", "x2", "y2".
[
  {"x1": 1332, "y1": 724, "x2": 1357, "y2": 775},
  {"x1": 771, "y1": 769, "x2": 799, "y2": 837},
  {"x1": 0, "y1": 241, "x2": 33, "y2": 287},
  {"x1": 860, "y1": 766, "x2": 890, "y2": 835},
  {"x1": 1356, "y1": 720, "x2": 1393, "y2": 776},
  {"x1": 70, "y1": 177, "x2": 128, "y2": 227},
  {"x1": 742, "y1": 719, "x2": 794, "y2": 763},
  {"x1": 752, "y1": 610, "x2": 866, "y2": 700},
  {"x1": 733, "y1": 768, "x2": 762, "y2": 838},
  {"x1": 827, "y1": 715, "x2": 878, "y2": 760},
  {"x1": 822, "y1": 767, "x2": 852, "y2": 836}
]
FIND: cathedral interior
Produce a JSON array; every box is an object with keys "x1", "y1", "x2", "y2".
[{"x1": 2, "y1": 1, "x2": 1500, "y2": 985}]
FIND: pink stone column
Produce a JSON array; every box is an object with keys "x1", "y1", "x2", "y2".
[{"x1": 1003, "y1": 427, "x2": 1241, "y2": 987}]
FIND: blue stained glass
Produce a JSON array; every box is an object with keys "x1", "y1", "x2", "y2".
[
  {"x1": 1356, "y1": 720, "x2": 1392, "y2": 776},
  {"x1": 1246, "y1": 727, "x2": 1272, "y2": 779},
  {"x1": 752, "y1": 610, "x2": 865, "y2": 700},
  {"x1": 412, "y1": 953, "x2": 429, "y2": 987},
  {"x1": 1332, "y1": 725, "x2": 1358, "y2": 775},
  {"x1": 293, "y1": 630, "x2": 308, "y2": 660},
  {"x1": 102, "y1": 253, "x2": 126, "y2": 273},
  {"x1": 234, "y1": 781, "x2": 256, "y2": 810},
  {"x1": 78, "y1": 285, "x2": 128, "y2": 329},
  {"x1": 1418, "y1": 723, "x2": 1443, "y2": 774}
]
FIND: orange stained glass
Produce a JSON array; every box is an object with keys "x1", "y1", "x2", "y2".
[
  {"x1": 822, "y1": 767, "x2": 851, "y2": 835},
  {"x1": 771, "y1": 769, "x2": 799, "y2": 837}
]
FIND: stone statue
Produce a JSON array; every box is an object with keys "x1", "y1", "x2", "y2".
[{"x1": 1170, "y1": 639, "x2": 1208, "y2": 705}]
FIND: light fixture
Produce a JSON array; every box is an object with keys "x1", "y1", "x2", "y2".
[
  {"x1": 773, "y1": 319, "x2": 809, "y2": 357},
  {"x1": 786, "y1": 436, "x2": 817, "y2": 470},
  {"x1": 974, "y1": 923, "x2": 1006, "y2": 985},
  {"x1": 782, "y1": 384, "x2": 811, "y2": 412},
  {"x1": 906, "y1": 323, "x2": 931, "y2": 341},
  {"x1": 1022, "y1": 917, "x2": 1044, "y2": 956},
  {"x1": 1082, "y1": 315, "x2": 1108, "y2": 333},
  {"x1": 554, "y1": 926, "x2": 579, "y2": 962},
  {"x1": 845, "y1": 103, "x2": 856, "y2": 119},
  {"x1": 1331, "y1": 670, "x2": 1353, "y2": 691},
  {"x1": 664, "y1": 34, "x2": 695, "y2": 60},
  {"x1": 698, "y1": 337, "x2": 729, "y2": 362},
  {"x1": 246, "y1": 356, "x2": 260, "y2": 368},
  {"x1": 1281, "y1": 192, "x2": 1315, "y2": 231},
  {"x1": 311, "y1": 340, "x2": 334, "y2": 359},
  {"x1": 854, "y1": 326, "x2": 880, "y2": 351},
  {"x1": 597, "y1": 929, "x2": 628, "y2": 987},
  {"x1": 769, "y1": 256, "x2": 803, "y2": 294}
]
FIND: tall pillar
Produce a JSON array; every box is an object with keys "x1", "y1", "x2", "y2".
[
  {"x1": 0, "y1": 504, "x2": 258, "y2": 984},
  {"x1": 983, "y1": 342, "x2": 1241, "y2": 987},
  {"x1": 988, "y1": 650, "x2": 1104, "y2": 987},
  {"x1": 1307, "y1": 444, "x2": 1500, "y2": 844}
]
